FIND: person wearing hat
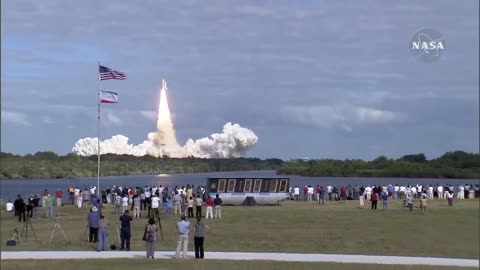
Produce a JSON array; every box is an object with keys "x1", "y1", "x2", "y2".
[
  {"x1": 175, "y1": 215, "x2": 191, "y2": 258},
  {"x1": 88, "y1": 206, "x2": 100, "y2": 243}
]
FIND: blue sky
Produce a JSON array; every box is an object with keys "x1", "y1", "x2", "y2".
[{"x1": 1, "y1": 0, "x2": 479, "y2": 160}]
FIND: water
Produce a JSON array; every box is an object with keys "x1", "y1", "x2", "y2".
[{"x1": 1, "y1": 170, "x2": 478, "y2": 202}]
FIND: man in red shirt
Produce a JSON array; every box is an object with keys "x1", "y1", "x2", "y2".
[
  {"x1": 204, "y1": 196, "x2": 214, "y2": 219},
  {"x1": 341, "y1": 186, "x2": 347, "y2": 202},
  {"x1": 370, "y1": 192, "x2": 378, "y2": 210},
  {"x1": 315, "y1": 185, "x2": 321, "y2": 203},
  {"x1": 55, "y1": 189, "x2": 63, "y2": 207}
]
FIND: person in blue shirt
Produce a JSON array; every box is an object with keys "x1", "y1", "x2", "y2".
[
  {"x1": 165, "y1": 196, "x2": 173, "y2": 217},
  {"x1": 88, "y1": 207, "x2": 100, "y2": 243},
  {"x1": 175, "y1": 215, "x2": 191, "y2": 258},
  {"x1": 381, "y1": 192, "x2": 389, "y2": 211}
]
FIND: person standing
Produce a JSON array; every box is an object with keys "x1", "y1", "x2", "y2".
[
  {"x1": 77, "y1": 190, "x2": 83, "y2": 208},
  {"x1": 119, "y1": 210, "x2": 133, "y2": 251},
  {"x1": 69, "y1": 186, "x2": 75, "y2": 205},
  {"x1": 420, "y1": 194, "x2": 428, "y2": 216},
  {"x1": 32, "y1": 195, "x2": 40, "y2": 218},
  {"x1": 175, "y1": 215, "x2": 191, "y2": 258},
  {"x1": 319, "y1": 186, "x2": 325, "y2": 205},
  {"x1": 165, "y1": 196, "x2": 173, "y2": 217},
  {"x1": 133, "y1": 195, "x2": 141, "y2": 218},
  {"x1": 173, "y1": 192, "x2": 182, "y2": 216},
  {"x1": 214, "y1": 194, "x2": 222, "y2": 219},
  {"x1": 381, "y1": 192, "x2": 389, "y2": 211},
  {"x1": 121, "y1": 195, "x2": 129, "y2": 214},
  {"x1": 55, "y1": 189, "x2": 63, "y2": 207},
  {"x1": 406, "y1": 194, "x2": 413, "y2": 212},
  {"x1": 187, "y1": 197, "x2": 194, "y2": 218},
  {"x1": 370, "y1": 192, "x2": 378, "y2": 210},
  {"x1": 88, "y1": 206, "x2": 100, "y2": 243},
  {"x1": 359, "y1": 191, "x2": 365, "y2": 207},
  {"x1": 150, "y1": 194, "x2": 161, "y2": 219},
  {"x1": 45, "y1": 194, "x2": 54, "y2": 218},
  {"x1": 83, "y1": 188, "x2": 90, "y2": 207},
  {"x1": 447, "y1": 191, "x2": 454, "y2": 206},
  {"x1": 16, "y1": 195, "x2": 26, "y2": 222},
  {"x1": 143, "y1": 218, "x2": 158, "y2": 258},
  {"x1": 97, "y1": 215, "x2": 108, "y2": 252},
  {"x1": 204, "y1": 196, "x2": 214, "y2": 219},
  {"x1": 193, "y1": 217, "x2": 209, "y2": 259},
  {"x1": 195, "y1": 195, "x2": 203, "y2": 218}
]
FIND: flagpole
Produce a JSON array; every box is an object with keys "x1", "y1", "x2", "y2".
[{"x1": 97, "y1": 61, "x2": 101, "y2": 196}]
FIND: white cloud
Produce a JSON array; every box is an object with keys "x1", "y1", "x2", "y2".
[
  {"x1": 283, "y1": 104, "x2": 401, "y2": 131},
  {"x1": 2, "y1": 111, "x2": 31, "y2": 126},
  {"x1": 105, "y1": 111, "x2": 122, "y2": 126},
  {"x1": 42, "y1": 116, "x2": 55, "y2": 125},
  {"x1": 140, "y1": 110, "x2": 156, "y2": 121}
]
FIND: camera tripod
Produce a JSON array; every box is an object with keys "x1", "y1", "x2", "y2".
[
  {"x1": 155, "y1": 213, "x2": 165, "y2": 240},
  {"x1": 11, "y1": 228, "x2": 21, "y2": 242},
  {"x1": 20, "y1": 217, "x2": 38, "y2": 242},
  {"x1": 49, "y1": 217, "x2": 69, "y2": 244}
]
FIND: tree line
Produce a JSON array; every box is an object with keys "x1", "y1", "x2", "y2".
[
  {"x1": 1, "y1": 151, "x2": 479, "y2": 179},
  {"x1": 277, "y1": 151, "x2": 480, "y2": 178},
  {"x1": 0, "y1": 152, "x2": 283, "y2": 179}
]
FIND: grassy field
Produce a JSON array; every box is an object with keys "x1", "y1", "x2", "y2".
[
  {"x1": 1, "y1": 199, "x2": 478, "y2": 259},
  {"x1": 1, "y1": 259, "x2": 478, "y2": 270}
]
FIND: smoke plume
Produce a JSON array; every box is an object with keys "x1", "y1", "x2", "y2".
[{"x1": 72, "y1": 80, "x2": 258, "y2": 158}]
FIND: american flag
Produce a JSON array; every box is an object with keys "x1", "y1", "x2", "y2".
[{"x1": 99, "y1": 65, "x2": 126, "y2": 80}]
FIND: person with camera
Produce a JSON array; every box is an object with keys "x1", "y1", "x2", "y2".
[{"x1": 175, "y1": 215, "x2": 190, "y2": 258}]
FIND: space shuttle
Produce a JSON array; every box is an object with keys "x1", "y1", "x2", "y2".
[{"x1": 162, "y1": 79, "x2": 168, "y2": 91}]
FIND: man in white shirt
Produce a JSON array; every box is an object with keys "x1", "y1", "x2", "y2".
[
  {"x1": 327, "y1": 185, "x2": 333, "y2": 201},
  {"x1": 364, "y1": 186, "x2": 372, "y2": 200},
  {"x1": 307, "y1": 186, "x2": 314, "y2": 202},
  {"x1": 293, "y1": 187, "x2": 300, "y2": 201},
  {"x1": 459, "y1": 185, "x2": 465, "y2": 199},
  {"x1": 437, "y1": 185, "x2": 444, "y2": 199},
  {"x1": 394, "y1": 185, "x2": 399, "y2": 199},
  {"x1": 399, "y1": 186, "x2": 406, "y2": 199},
  {"x1": 428, "y1": 185, "x2": 434, "y2": 199},
  {"x1": 122, "y1": 196, "x2": 129, "y2": 213},
  {"x1": 150, "y1": 194, "x2": 161, "y2": 219},
  {"x1": 416, "y1": 184, "x2": 422, "y2": 198},
  {"x1": 411, "y1": 186, "x2": 417, "y2": 198}
]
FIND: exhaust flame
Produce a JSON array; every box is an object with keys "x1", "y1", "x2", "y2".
[
  {"x1": 72, "y1": 80, "x2": 258, "y2": 158},
  {"x1": 146, "y1": 79, "x2": 183, "y2": 157}
]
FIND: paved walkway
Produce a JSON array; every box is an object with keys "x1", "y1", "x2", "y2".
[{"x1": 1, "y1": 251, "x2": 478, "y2": 267}]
